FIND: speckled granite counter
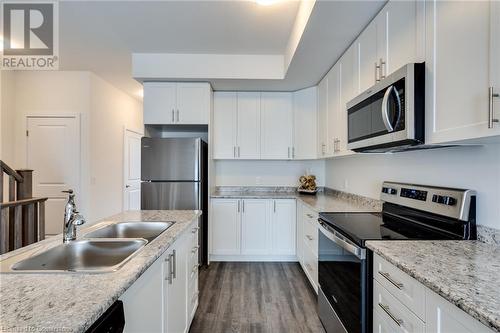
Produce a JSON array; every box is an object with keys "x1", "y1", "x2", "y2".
[
  {"x1": 366, "y1": 240, "x2": 500, "y2": 332},
  {"x1": 0, "y1": 210, "x2": 201, "y2": 333},
  {"x1": 211, "y1": 187, "x2": 382, "y2": 213}
]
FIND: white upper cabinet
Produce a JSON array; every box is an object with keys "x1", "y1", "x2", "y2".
[
  {"x1": 317, "y1": 77, "x2": 328, "y2": 157},
  {"x1": 356, "y1": 23, "x2": 378, "y2": 94},
  {"x1": 176, "y1": 83, "x2": 211, "y2": 124},
  {"x1": 143, "y1": 82, "x2": 177, "y2": 124},
  {"x1": 143, "y1": 82, "x2": 211, "y2": 125},
  {"x1": 426, "y1": 0, "x2": 500, "y2": 143},
  {"x1": 337, "y1": 46, "x2": 357, "y2": 155},
  {"x1": 237, "y1": 92, "x2": 261, "y2": 159},
  {"x1": 326, "y1": 63, "x2": 341, "y2": 157},
  {"x1": 260, "y1": 92, "x2": 294, "y2": 159},
  {"x1": 213, "y1": 92, "x2": 237, "y2": 159},
  {"x1": 492, "y1": 1, "x2": 500, "y2": 129},
  {"x1": 241, "y1": 199, "x2": 270, "y2": 255},
  {"x1": 270, "y1": 199, "x2": 296, "y2": 256},
  {"x1": 213, "y1": 92, "x2": 260, "y2": 159},
  {"x1": 293, "y1": 87, "x2": 318, "y2": 160}
]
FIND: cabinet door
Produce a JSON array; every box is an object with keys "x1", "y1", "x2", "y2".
[
  {"x1": 425, "y1": 290, "x2": 494, "y2": 333},
  {"x1": 120, "y1": 254, "x2": 164, "y2": 333},
  {"x1": 293, "y1": 87, "x2": 317, "y2": 160},
  {"x1": 491, "y1": 1, "x2": 500, "y2": 129},
  {"x1": 213, "y1": 92, "x2": 237, "y2": 159},
  {"x1": 260, "y1": 92, "x2": 293, "y2": 160},
  {"x1": 338, "y1": 47, "x2": 356, "y2": 155},
  {"x1": 211, "y1": 199, "x2": 241, "y2": 255},
  {"x1": 326, "y1": 64, "x2": 341, "y2": 157},
  {"x1": 270, "y1": 199, "x2": 296, "y2": 255},
  {"x1": 241, "y1": 199, "x2": 270, "y2": 255},
  {"x1": 317, "y1": 77, "x2": 328, "y2": 157},
  {"x1": 165, "y1": 236, "x2": 189, "y2": 333},
  {"x1": 384, "y1": 0, "x2": 424, "y2": 76},
  {"x1": 176, "y1": 83, "x2": 210, "y2": 124},
  {"x1": 357, "y1": 23, "x2": 378, "y2": 94},
  {"x1": 237, "y1": 92, "x2": 261, "y2": 159},
  {"x1": 426, "y1": 0, "x2": 499, "y2": 143},
  {"x1": 143, "y1": 82, "x2": 177, "y2": 125}
]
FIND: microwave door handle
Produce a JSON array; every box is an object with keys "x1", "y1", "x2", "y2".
[
  {"x1": 318, "y1": 221, "x2": 366, "y2": 260},
  {"x1": 382, "y1": 85, "x2": 395, "y2": 132}
]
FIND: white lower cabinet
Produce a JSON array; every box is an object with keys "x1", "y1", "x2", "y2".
[
  {"x1": 373, "y1": 254, "x2": 494, "y2": 333},
  {"x1": 120, "y1": 220, "x2": 199, "y2": 333},
  {"x1": 297, "y1": 202, "x2": 318, "y2": 293},
  {"x1": 210, "y1": 198, "x2": 296, "y2": 260}
]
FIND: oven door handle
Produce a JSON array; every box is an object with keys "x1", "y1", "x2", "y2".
[{"x1": 318, "y1": 221, "x2": 366, "y2": 260}]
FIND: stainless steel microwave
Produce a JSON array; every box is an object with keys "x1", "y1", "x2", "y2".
[{"x1": 347, "y1": 63, "x2": 425, "y2": 152}]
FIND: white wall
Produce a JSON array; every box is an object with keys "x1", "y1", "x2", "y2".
[
  {"x1": 325, "y1": 144, "x2": 500, "y2": 229},
  {"x1": 87, "y1": 73, "x2": 143, "y2": 223},
  {"x1": 215, "y1": 159, "x2": 325, "y2": 187},
  {"x1": 0, "y1": 71, "x2": 142, "y2": 225}
]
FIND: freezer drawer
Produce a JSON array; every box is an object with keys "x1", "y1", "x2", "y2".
[
  {"x1": 141, "y1": 137, "x2": 201, "y2": 181},
  {"x1": 141, "y1": 182, "x2": 201, "y2": 210}
]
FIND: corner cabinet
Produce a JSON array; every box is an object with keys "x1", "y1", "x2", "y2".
[
  {"x1": 425, "y1": 0, "x2": 500, "y2": 143},
  {"x1": 119, "y1": 220, "x2": 199, "y2": 333},
  {"x1": 144, "y1": 82, "x2": 211, "y2": 125},
  {"x1": 373, "y1": 254, "x2": 494, "y2": 333},
  {"x1": 210, "y1": 198, "x2": 296, "y2": 261}
]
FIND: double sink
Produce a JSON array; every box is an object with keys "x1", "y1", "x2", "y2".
[{"x1": 0, "y1": 221, "x2": 174, "y2": 273}]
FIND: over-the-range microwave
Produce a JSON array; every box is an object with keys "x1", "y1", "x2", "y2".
[{"x1": 347, "y1": 63, "x2": 425, "y2": 153}]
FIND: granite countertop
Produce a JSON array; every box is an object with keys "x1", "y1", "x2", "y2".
[
  {"x1": 0, "y1": 210, "x2": 201, "y2": 333},
  {"x1": 211, "y1": 187, "x2": 382, "y2": 213},
  {"x1": 366, "y1": 240, "x2": 500, "y2": 332}
]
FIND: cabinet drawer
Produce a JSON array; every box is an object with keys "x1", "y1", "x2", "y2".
[
  {"x1": 373, "y1": 254, "x2": 426, "y2": 319},
  {"x1": 302, "y1": 243, "x2": 318, "y2": 293},
  {"x1": 374, "y1": 280, "x2": 425, "y2": 333},
  {"x1": 302, "y1": 207, "x2": 318, "y2": 256}
]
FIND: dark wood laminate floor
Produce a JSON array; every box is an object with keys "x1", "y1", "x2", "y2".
[{"x1": 189, "y1": 262, "x2": 325, "y2": 333}]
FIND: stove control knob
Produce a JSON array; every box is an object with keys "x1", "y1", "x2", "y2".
[{"x1": 382, "y1": 187, "x2": 397, "y2": 195}]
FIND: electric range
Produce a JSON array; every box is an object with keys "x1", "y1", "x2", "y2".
[{"x1": 317, "y1": 182, "x2": 476, "y2": 333}]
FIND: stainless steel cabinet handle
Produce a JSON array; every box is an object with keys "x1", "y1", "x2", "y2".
[
  {"x1": 166, "y1": 254, "x2": 173, "y2": 284},
  {"x1": 238, "y1": 146, "x2": 240, "y2": 158},
  {"x1": 191, "y1": 227, "x2": 199, "y2": 233},
  {"x1": 192, "y1": 245, "x2": 200, "y2": 254},
  {"x1": 288, "y1": 147, "x2": 290, "y2": 159},
  {"x1": 380, "y1": 58, "x2": 386, "y2": 79},
  {"x1": 378, "y1": 271, "x2": 404, "y2": 289},
  {"x1": 172, "y1": 250, "x2": 177, "y2": 279},
  {"x1": 242, "y1": 200, "x2": 245, "y2": 213},
  {"x1": 306, "y1": 235, "x2": 313, "y2": 241},
  {"x1": 321, "y1": 143, "x2": 326, "y2": 155},
  {"x1": 176, "y1": 109, "x2": 180, "y2": 122},
  {"x1": 273, "y1": 200, "x2": 276, "y2": 213},
  {"x1": 237, "y1": 200, "x2": 240, "y2": 213},
  {"x1": 171, "y1": 109, "x2": 175, "y2": 123},
  {"x1": 489, "y1": 87, "x2": 499, "y2": 128},
  {"x1": 306, "y1": 213, "x2": 314, "y2": 218},
  {"x1": 375, "y1": 62, "x2": 381, "y2": 82},
  {"x1": 378, "y1": 303, "x2": 403, "y2": 326}
]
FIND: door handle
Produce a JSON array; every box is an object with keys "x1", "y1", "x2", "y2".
[
  {"x1": 176, "y1": 109, "x2": 180, "y2": 122},
  {"x1": 489, "y1": 87, "x2": 499, "y2": 128},
  {"x1": 375, "y1": 62, "x2": 380, "y2": 82},
  {"x1": 171, "y1": 109, "x2": 175, "y2": 123},
  {"x1": 165, "y1": 255, "x2": 173, "y2": 284},
  {"x1": 242, "y1": 200, "x2": 245, "y2": 213}
]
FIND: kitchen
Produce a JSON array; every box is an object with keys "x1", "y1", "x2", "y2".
[{"x1": 0, "y1": 1, "x2": 499, "y2": 333}]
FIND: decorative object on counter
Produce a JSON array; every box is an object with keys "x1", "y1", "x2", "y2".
[{"x1": 298, "y1": 174, "x2": 318, "y2": 195}]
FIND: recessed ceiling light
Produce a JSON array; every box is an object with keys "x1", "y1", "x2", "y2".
[{"x1": 255, "y1": 0, "x2": 279, "y2": 6}]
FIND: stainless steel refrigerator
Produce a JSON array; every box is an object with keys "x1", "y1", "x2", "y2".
[{"x1": 141, "y1": 137, "x2": 208, "y2": 266}]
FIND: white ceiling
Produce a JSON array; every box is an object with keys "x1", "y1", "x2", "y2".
[{"x1": 59, "y1": 0, "x2": 385, "y2": 98}]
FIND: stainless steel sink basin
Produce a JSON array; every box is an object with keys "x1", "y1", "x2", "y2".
[
  {"x1": 5, "y1": 239, "x2": 147, "y2": 273},
  {"x1": 85, "y1": 221, "x2": 174, "y2": 242}
]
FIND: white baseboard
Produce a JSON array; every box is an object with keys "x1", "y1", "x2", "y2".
[{"x1": 209, "y1": 254, "x2": 298, "y2": 262}]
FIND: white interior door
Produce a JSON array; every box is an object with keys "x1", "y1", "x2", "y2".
[
  {"x1": 27, "y1": 116, "x2": 80, "y2": 236},
  {"x1": 124, "y1": 129, "x2": 142, "y2": 211}
]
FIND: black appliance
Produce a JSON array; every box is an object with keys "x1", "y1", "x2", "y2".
[
  {"x1": 347, "y1": 63, "x2": 425, "y2": 153},
  {"x1": 86, "y1": 301, "x2": 125, "y2": 333},
  {"x1": 317, "y1": 182, "x2": 476, "y2": 333}
]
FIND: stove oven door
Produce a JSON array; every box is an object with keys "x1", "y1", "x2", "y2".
[{"x1": 318, "y1": 220, "x2": 368, "y2": 333}]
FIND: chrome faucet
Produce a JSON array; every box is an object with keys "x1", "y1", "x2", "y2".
[{"x1": 62, "y1": 189, "x2": 86, "y2": 243}]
